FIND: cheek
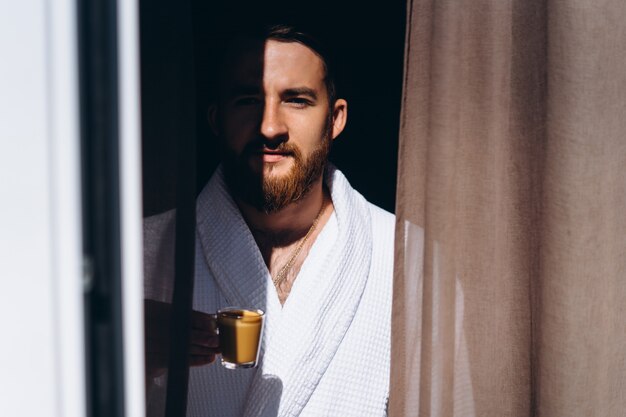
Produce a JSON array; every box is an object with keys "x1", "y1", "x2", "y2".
[
  {"x1": 293, "y1": 112, "x2": 329, "y2": 146},
  {"x1": 220, "y1": 108, "x2": 261, "y2": 149}
]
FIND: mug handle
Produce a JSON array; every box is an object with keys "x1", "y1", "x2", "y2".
[{"x1": 208, "y1": 313, "x2": 219, "y2": 335}]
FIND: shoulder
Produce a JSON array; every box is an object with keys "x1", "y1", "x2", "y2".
[
  {"x1": 143, "y1": 209, "x2": 177, "y2": 301},
  {"x1": 144, "y1": 209, "x2": 176, "y2": 236},
  {"x1": 366, "y1": 202, "x2": 395, "y2": 275},
  {"x1": 367, "y1": 202, "x2": 395, "y2": 242},
  {"x1": 143, "y1": 209, "x2": 177, "y2": 259}
]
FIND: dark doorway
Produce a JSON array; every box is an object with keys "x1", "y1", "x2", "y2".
[
  {"x1": 140, "y1": 2, "x2": 406, "y2": 415},
  {"x1": 141, "y1": 0, "x2": 406, "y2": 217}
]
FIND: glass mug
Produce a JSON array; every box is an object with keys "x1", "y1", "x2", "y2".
[{"x1": 212, "y1": 307, "x2": 265, "y2": 369}]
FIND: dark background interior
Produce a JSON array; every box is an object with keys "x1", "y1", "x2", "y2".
[{"x1": 141, "y1": 0, "x2": 406, "y2": 216}]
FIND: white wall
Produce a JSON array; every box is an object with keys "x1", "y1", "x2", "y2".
[
  {"x1": 118, "y1": 0, "x2": 147, "y2": 414},
  {"x1": 0, "y1": 1, "x2": 145, "y2": 415},
  {"x1": 0, "y1": 1, "x2": 85, "y2": 416}
]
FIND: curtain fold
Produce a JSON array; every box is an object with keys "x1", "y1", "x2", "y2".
[{"x1": 391, "y1": 1, "x2": 626, "y2": 416}]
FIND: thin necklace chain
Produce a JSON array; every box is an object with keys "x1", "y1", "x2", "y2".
[{"x1": 272, "y1": 201, "x2": 326, "y2": 288}]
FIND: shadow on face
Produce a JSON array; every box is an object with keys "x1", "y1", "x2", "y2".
[
  {"x1": 141, "y1": 4, "x2": 405, "y2": 217},
  {"x1": 210, "y1": 37, "x2": 344, "y2": 213}
]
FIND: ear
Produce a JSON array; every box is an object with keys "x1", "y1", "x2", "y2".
[
  {"x1": 208, "y1": 103, "x2": 219, "y2": 136},
  {"x1": 330, "y1": 99, "x2": 348, "y2": 140}
]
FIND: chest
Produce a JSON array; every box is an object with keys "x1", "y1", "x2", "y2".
[{"x1": 188, "y1": 248, "x2": 391, "y2": 417}]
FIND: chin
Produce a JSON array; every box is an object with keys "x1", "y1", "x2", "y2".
[
  {"x1": 263, "y1": 159, "x2": 293, "y2": 176},
  {"x1": 245, "y1": 155, "x2": 289, "y2": 174}
]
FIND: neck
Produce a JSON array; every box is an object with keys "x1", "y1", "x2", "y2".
[{"x1": 236, "y1": 176, "x2": 327, "y2": 246}]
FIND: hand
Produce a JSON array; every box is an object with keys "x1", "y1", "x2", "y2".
[{"x1": 144, "y1": 299, "x2": 220, "y2": 380}]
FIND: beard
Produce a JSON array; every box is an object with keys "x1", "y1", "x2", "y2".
[{"x1": 222, "y1": 132, "x2": 331, "y2": 214}]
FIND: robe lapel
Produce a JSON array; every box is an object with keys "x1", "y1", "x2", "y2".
[
  {"x1": 195, "y1": 168, "x2": 269, "y2": 310},
  {"x1": 195, "y1": 166, "x2": 373, "y2": 417},
  {"x1": 243, "y1": 167, "x2": 373, "y2": 417}
]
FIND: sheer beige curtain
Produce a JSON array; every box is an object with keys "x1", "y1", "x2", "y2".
[{"x1": 391, "y1": 1, "x2": 626, "y2": 416}]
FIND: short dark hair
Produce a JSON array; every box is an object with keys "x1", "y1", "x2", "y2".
[
  {"x1": 263, "y1": 24, "x2": 336, "y2": 106},
  {"x1": 213, "y1": 24, "x2": 337, "y2": 108}
]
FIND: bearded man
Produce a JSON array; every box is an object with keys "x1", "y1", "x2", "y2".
[{"x1": 144, "y1": 25, "x2": 394, "y2": 417}]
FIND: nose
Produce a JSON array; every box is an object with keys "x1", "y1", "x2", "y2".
[{"x1": 260, "y1": 101, "x2": 287, "y2": 141}]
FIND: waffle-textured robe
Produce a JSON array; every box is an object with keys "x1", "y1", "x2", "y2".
[{"x1": 144, "y1": 165, "x2": 394, "y2": 417}]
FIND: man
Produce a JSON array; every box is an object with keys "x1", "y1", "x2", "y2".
[{"x1": 144, "y1": 25, "x2": 394, "y2": 417}]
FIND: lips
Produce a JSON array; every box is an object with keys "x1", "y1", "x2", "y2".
[
  {"x1": 246, "y1": 149, "x2": 292, "y2": 163},
  {"x1": 263, "y1": 153, "x2": 287, "y2": 162},
  {"x1": 260, "y1": 151, "x2": 291, "y2": 162}
]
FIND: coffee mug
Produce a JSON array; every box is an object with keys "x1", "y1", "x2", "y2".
[{"x1": 213, "y1": 307, "x2": 265, "y2": 369}]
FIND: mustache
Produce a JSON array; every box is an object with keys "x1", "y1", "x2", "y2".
[{"x1": 242, "y1": 138, "x2": 299, "y2": 155}]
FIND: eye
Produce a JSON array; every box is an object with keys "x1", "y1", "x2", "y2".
[{"x1": 285, "y1": 97, "x2": 313, "y2": 108}]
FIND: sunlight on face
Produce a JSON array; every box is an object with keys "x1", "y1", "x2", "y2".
[{"x1": 217, "y1": 40, "x2": 334, "y2": 212}]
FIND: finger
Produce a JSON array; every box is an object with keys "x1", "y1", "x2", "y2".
[
  {"x1": 189, "y1": 354, "x2": 217, "y2": 367},
  {"x1": 191, "y1": 329, "x2": 219, "y2": 348},
  {"x1": 191, "y1": 310, "x2": 217, "y2": 331},
  {"x1": 147, "y1": 342, "x2": 219, "y2": 355},
  {"x1": 189, "y1": 345, "x2": 220, "y2": 355}
]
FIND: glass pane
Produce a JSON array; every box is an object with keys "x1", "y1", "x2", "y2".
[{"x1": 140, "y1": 2, "x2": 405, "y2": 416}]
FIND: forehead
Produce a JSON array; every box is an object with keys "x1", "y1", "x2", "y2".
[{"x1": 220, "y1": 38, "x2": 326, "y2": 92}]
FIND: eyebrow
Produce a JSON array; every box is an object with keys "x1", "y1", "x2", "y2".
[
  {"x1": 227, "y1": 85, "x2": 319, "y2": 101},
  {"x1": 282, "y1": 87, "x2": 318, "y2": 101}
]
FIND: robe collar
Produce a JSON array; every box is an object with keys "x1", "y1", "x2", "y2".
[{"x1": 196, "y1": 165, "x2": 373, "y2": 417}]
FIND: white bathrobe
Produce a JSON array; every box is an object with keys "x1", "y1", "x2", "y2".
[{"x1": 144, "y1": 165, "x2": 394, "y2": 417}]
